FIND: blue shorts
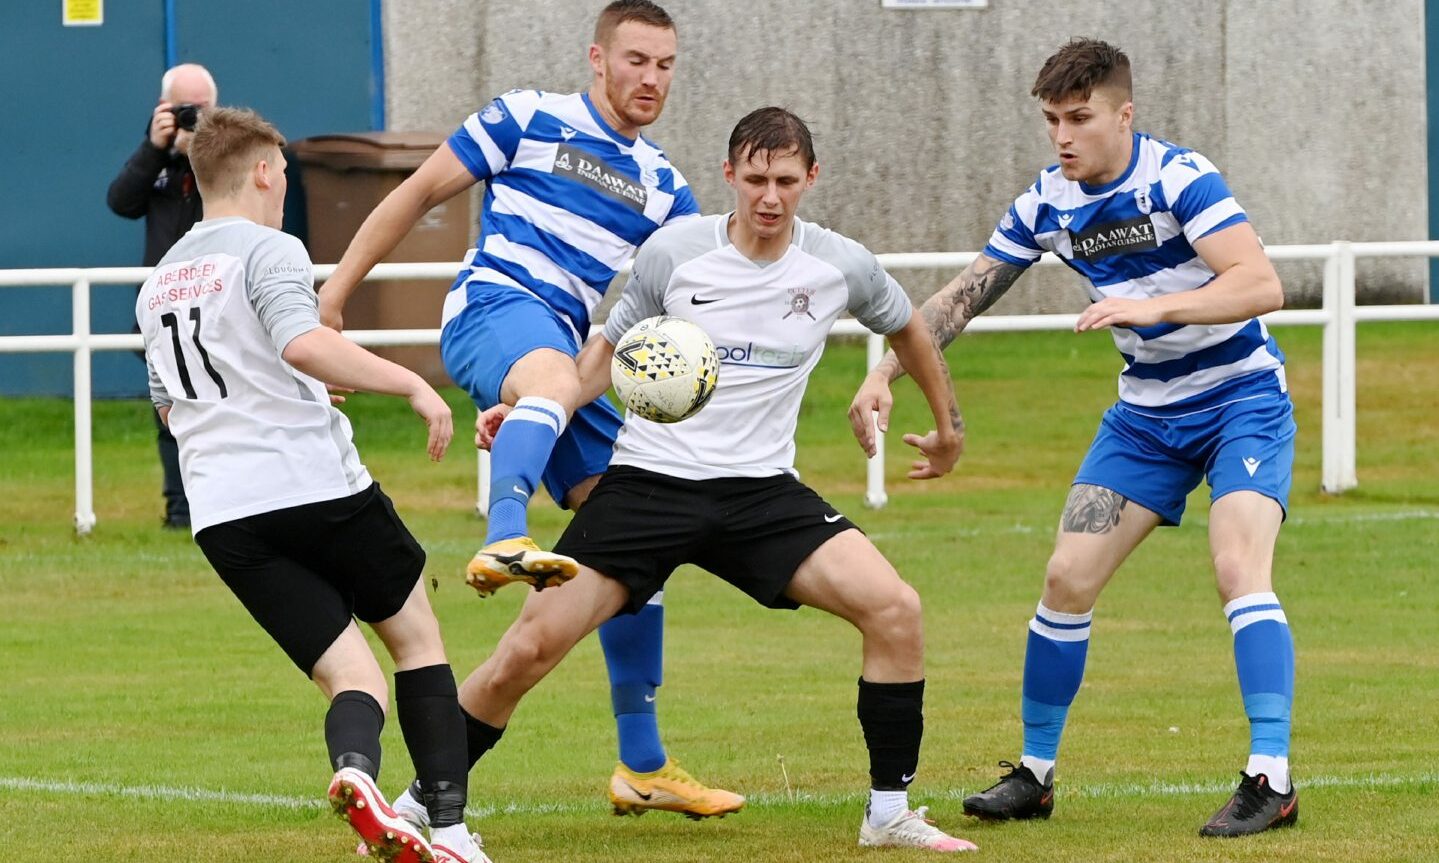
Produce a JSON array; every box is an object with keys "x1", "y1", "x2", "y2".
[
  {"x1": 1072, "y1": 393, "x2": 1296, "y2": 526},
  {"x1": 441, "y1": 282, "x2": 623, "y2": 507}
]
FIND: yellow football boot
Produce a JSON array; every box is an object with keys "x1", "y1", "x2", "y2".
[
  {"x1": 465, "y1": 537, "x2": 578, "y2": 596},
  {"x1": 608, "y1": 759, "x2": 745, "y2": 819}
]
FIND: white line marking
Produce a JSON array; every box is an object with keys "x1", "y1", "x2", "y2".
[
  {"x1": 870, "y1": 509, "x2": 1439, "y2": 542},
  {"x1": 5, "y1": 771, "x2": 1434, "y2": 817}
]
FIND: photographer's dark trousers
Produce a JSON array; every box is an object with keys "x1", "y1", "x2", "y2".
[{"x1": 154, "y1": 406, "x2": 189, "y2": 528}]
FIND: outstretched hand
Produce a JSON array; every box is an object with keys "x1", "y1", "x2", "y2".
[
  {"x1": 325, "y1": 384, "x2": 355, "y2": 406},
  {"x1": 848, "y1": 372, "x2": 894, "y2": 458},
  {"x1": 408, "y1": 388, "x2": 453, "y2": 462},
  {"x1": 901, "y1": 429, "x2": 962, "y2": 480},
  {"x1": 475, "y1": 403, "x2": 511, "y2": 451},
  {"x1": 1075, "y1": 297, "x2": 1164, "y2": 332}
]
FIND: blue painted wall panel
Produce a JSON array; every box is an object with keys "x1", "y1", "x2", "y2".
[{"x1": 0, "y1": 1, "x2": 378, "y2": 396}]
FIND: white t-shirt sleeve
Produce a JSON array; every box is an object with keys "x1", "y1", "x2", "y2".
[
  {"x1": 818, "y1": 232, "x2": 913, "y2": 335},
  {"x1": 245, "y1": 232, "x2": 319, "y2": 355},
  {"x1": 148, "y1": 357, "x2": 172, "y2": 409},
  {"x1": 604, "y1": 232, "x2": 677, "y2": 344}
]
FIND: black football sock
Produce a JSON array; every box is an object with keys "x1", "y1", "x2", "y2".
[
  {"x1": 857, "y1": 678, "x2": 925, "y2": 791},
  {"x1": 326, "y1": 690, "x2": 385, "y2": 779},
  {"x1": 464, "y1": 707, "x2": 506, "y2": 770},
  {"x1": 395, "y1": 664, "x2": 468, "y2": 828}
]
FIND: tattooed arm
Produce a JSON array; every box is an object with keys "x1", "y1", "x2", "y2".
[
  {"x1": 848, "y1": 253, "x2": 1026, "y2": 455},
  {"x1": 873, "y1": 253, "x2": 1026, "y2": 383}
]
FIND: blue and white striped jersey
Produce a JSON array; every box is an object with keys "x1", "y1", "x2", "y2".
[
  {"x1": 443, "y1": 89, "x2": 700, "y2": 342},
  {"x1": 984, "y1": 132, "x2": 1285, "y2": 413}
]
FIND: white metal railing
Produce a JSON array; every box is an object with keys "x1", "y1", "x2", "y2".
[{"x1": 2, "y1": 244, "x2": 1436, "y2": 534}]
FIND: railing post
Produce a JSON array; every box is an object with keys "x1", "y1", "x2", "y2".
[
  {"x1": 1336, "y1": 241, "x2": 1358, "y2": 491},
  {"x1": 1320, "y1": 242, "x2": 1358, "y2": 494},
  {"x1": 73, "y1": 277, "x2": 96, "y2": 534},
  {"x1": 864, "y1": 331, "x2": 888, "y2": 509},
  {"x1": 476, "y1": 444, "x2": 490, "y2": 518}
]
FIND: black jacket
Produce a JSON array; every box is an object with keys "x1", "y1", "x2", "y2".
[{"x1": 106, "y1": 138, "x2": 204, "y2": 266}]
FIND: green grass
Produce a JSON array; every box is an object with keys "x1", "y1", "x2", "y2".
[{"x1": 2, "y1": 324, "x2": 1437, "y2": 862}]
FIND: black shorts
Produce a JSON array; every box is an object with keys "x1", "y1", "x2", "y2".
[
  {"x1": 554, "y1": 465, "x2": 857, "y2": 615},
  {"x1": 194, "y1": 483, "x2": 426, "y2": 676}
]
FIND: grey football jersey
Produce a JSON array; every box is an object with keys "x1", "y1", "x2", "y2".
[
  {"x1": 604, "y1": 214, "x2": 912, "y2": 479},
  {"x1": 137, "y1": 217, "x2": 370, "y2": 532}
]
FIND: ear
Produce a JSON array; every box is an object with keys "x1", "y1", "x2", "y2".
[
  {"x1": 254, "y1": 158, "x2": 274, "y2": 192},
  {"x1": 588, "y1": 43, "x2": 605, "y2": 78},
  {"x1": 806, "y1": 161, "x2": 820, "y2": 189},
  {"x1": 1119, "y1": 100, "x2": 1134, "y2": 131}
]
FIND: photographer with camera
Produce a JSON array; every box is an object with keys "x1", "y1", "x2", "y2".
[{"x1": 107, "y1": 63, "x2": 218, "y2": 530}]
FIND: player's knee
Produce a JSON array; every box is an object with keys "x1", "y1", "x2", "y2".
[
  {"x1": 861, "y1": 580, "x2": 922, "y2": 640},
  {"x1": 1043, "y1": 553, "x2": 1096, "y2": 611},
  {"x1": 1211, "y1": 550, "x2": 1267, "y2": 602}
]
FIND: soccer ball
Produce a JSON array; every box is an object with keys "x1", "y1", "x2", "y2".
[{"x1": 610, "y1": 315, "x2": 719, "y2": 423}]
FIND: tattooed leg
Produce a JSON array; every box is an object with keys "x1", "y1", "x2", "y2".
[
  {"x1": 1042, "y1": 485, "x2": 1161, "y2": 612},
  {"x1": 1061, "y1": 484, "x2": 1128, "y2": 534}
]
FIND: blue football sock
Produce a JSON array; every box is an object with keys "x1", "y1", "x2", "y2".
[
  {"x1": 1021, "y1": 603, "x2": 1092, "y2": 766},
  {"x1": 599, "y1": 596, "x2": 667, "y2": 773},
  {"x1": 1225, "y1": 592, "x2": 1294, "y2": 769},
  {"x1": 485, "y1": 397, "x2": 566, "y2": 544}
]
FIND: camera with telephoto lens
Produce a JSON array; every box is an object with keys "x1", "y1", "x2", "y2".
[{"x1": 172, "y1": 103, "x2": 201, "y2": 132}]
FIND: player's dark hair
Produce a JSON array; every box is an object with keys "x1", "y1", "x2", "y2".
[
  {"x1": 594, "y1": 0, "x2": 675, "y2": 43},
  {"x1": 727, "y1": 107, "x2": 816, "y2": 170},
  {"x1": 189, "y1": 107, "x2": 286, "y2": 198},
  {"x1": 1032, "y1": 38, "x2": 1132, "y2": 104}
]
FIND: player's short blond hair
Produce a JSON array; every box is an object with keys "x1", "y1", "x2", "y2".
[{"x1": 188, "y1": 107, "x2": 286, "y2": 198}]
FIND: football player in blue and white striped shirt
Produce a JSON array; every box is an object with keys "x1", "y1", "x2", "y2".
[
  {"x1": 853, "y1": 38, "x2": 1299, "y2": 838},
  {"x1": 319, "y1": 0, "x2": 738, "y2": 830}
]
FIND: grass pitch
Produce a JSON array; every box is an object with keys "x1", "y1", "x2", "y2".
[{"x1": 1, "y1": 324, "x2": 1436, "y2": 862}]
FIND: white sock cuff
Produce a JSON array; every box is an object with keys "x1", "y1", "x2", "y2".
[
  {"x1": 1224, "y1": 591, "x2": 1287, "y2": 634},
  {"x1": 1030, "y1": 603, "x2": 1093, "y2": 642},
  {"x1": 508, "y1": 396, "x2": 568, "y2": 436}
]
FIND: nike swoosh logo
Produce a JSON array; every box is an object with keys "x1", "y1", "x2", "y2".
[
  {"x1": 512, "y1": 484, "x2": 528, "y2": 496},
  {"x1": 1277, "y1": 796, "x2": 1297, "y2": 819},
  {"x1": 901, "y1": 772, "x2": 916, "y2": 783},
  {"x1": 644, "y1": 694, "x2": 656, "y2": 702},
  {"x1": 690, "y1": 295, "x2": 721, "y2": 305},
  {"x1": 824, "y1": 513, "x2": 843, "y2": 523},
  {"x1": 623, "y1": 781, "x2": 652, "y2": 801}
]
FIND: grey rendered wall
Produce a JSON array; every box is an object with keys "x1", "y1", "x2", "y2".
[{"x1": 383, "y1": 0, "x2": 1426, "y2": 311}]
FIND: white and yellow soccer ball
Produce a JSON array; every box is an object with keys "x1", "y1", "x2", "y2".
[{"x1": 610, "y1": 315, "x2": 719, "y2": 423}]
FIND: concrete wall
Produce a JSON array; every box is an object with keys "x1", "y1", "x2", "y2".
[{"x1": 383, "y1": 0, "x2": 1427, "y2": 311}]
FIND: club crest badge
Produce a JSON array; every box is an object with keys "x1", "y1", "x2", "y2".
[
  {"x1": 783, "y1": 287, "x2": 817, "y2": 320},
  {"x1": 1135, "y1": 187, "x2": 1152, "y2": 215},
  {"x1": 480, "y1": 102, "x2": 507, "y2": 125}
]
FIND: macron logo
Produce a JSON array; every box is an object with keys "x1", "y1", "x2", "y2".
[
  {"x1": 1243, "y1": 457, "x2": 1261, "y2": 477},
  {"x1": 1057, "y1": 213, "x2": 1073, "y2": 229},
  {"x1": 560, "y1": 126, "x2": 577, "y2": 141}
]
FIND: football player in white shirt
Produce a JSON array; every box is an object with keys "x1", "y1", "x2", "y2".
[
  {"x1": 853, "y1": 39, "x2": 1298, "y2": 837},
  {"x1": 136, "y1": 108, "x2": 488, "y2": 863},
  {"x1": 320, "y1": 0, "x2": 739, "y2": 821},
  {"x1": 456, "y1": 108, "x2": 976, "y2": 855}
]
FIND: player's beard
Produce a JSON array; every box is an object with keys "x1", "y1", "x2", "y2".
[{"x1": 605, "y1": 69, "x2": 665, "y2": 130}]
